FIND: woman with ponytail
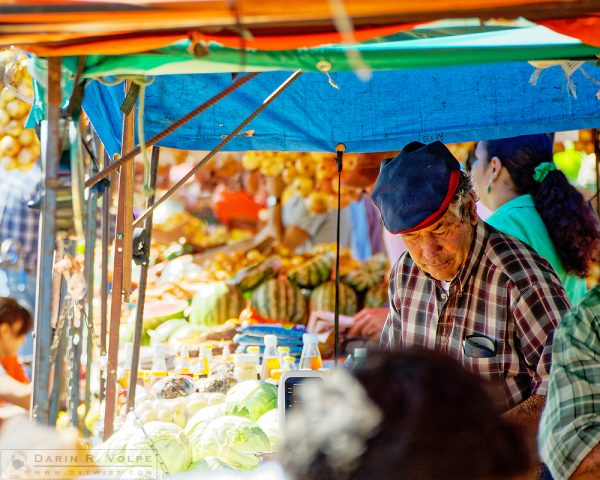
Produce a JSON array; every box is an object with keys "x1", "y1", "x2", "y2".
[{"x1": 469, "y1": 133, "x2": 600, "y2": 303}]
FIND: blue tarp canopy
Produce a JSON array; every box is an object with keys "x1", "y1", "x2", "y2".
[{"x1": 83, "y1": 61, "x2": 600, "y2": 156}]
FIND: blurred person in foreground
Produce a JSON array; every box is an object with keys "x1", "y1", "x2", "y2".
[
  {"x1": 279, "y1": 349, "x2": 535, "y2": 480},
  {"x1": 0, "y1": 297, "x2": 32, "y2": 410},
  {"x1": 539, "y1": 286, "x2": 600, "y2": 479},
  {"x1": 370, "y1": 141, "x2": 570, "y2": 433},
  {"x1": 468, "y1": 134, "x2": 600, "y2": 304}
]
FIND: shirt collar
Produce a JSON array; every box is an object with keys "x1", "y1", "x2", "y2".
[
  {"x1": 491, "y1": 194, "x2": 535, "y2": 217},
  {"x1": 453, "y1": 220, "x2": 488, "y2": 295}
]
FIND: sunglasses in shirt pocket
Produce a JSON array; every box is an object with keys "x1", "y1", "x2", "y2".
[{"x1": 463, "y1": 334, "x2": 497, "y2": 358}]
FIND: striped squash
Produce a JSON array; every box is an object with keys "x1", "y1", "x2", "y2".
[
  {"x1": 309, "y1": 281, "x2": 358, "y2": 316},
  {"x1": 251, "y1": 278, "x2": 307, "y2": 324},
  {"x1": 287, "y1": 253, "x2": 334, "y2": 289},
  {"x1": 364, "y1": 283, "x2": 389, "y2": 308},
  {"x1": 189, "y1": 282, "x2": 245, "y2": 326}
]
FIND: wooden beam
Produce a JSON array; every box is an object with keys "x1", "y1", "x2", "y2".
[{"x1": 103, "y1": 82, "x2": 135, "y2": 440}]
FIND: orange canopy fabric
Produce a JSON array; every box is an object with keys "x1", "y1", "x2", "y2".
[
  {"x1": 540, "y1": 15, "x2": 600, "y2": 48},
  {"x1": 0, "y1": 0, "x2": 598, "y2": 55}
]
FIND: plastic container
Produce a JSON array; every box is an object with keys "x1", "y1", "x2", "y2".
[
  {"x1": 234, "y1": 353, "x2": 259, "y2": 382},
  {"x1": 353, "y1": 347, "x2": 368, "y2": 368},
  {"x1": 260, "y1": 335, "x2": 281, "y2": 380},
  {"x1": 178, "y1": 345, "x2": 193, "y2": 377},
  {"x1": 299, "y1": 333, "x2": 323, "y2": 370},
  {"x1": 282, "y1": 356, "x2": 297, "y2": 371},
  {"x1": 148, "y1": 344, "x2": 168, "y2": 387},
  {"x1": 277, "y1": 346, "x2": 290, "y2": 365}
]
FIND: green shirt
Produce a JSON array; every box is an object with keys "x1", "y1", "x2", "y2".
[
  {"x1": 487, "y1": 194, "x2": 586, "y2": 304},
  {"x1": 538, "y1": 286, "x2": 600, "y2": 479}
]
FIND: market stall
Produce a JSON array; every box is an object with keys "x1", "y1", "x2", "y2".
[{"x1": 0, "y1": 1, "x2": 599, "y2": 476}]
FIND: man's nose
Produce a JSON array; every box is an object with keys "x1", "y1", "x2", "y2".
[{"x1": 421, "y1": 237, "x2": 442, "y2": 259}]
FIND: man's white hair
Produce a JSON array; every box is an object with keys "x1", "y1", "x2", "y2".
[{"x1": 447, "y1": 171, "x2": 477, "y2": 223}]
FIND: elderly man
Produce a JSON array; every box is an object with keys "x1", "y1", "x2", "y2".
[{"x1": 371, "y1": 141, "x2": 570, "y2": 430}]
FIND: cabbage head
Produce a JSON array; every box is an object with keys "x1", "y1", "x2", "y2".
[
  {"x1": 185, "y1": 404, "x2": 227, "y2": 461},
  {"x1": 126, "y1": 421, "x2": 192, "y2": 475},
  {"x1": 225, "y1": 380, "x2": 277, "y2": 421},
  {"x1": 92, "y1": 423, "x2": 137, "y2": 466},
  {"x1": 148, "y1": 319, "x2": 188, "y2": 345},
  {"x1": 256, "y1": 409, "x2": 281, "y2": 451},
  {"x1": 195, "y1": 416, "x2": 270, "y2": 470}
]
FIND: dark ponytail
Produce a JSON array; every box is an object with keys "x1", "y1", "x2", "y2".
[{"x1": 485, "y1": 134, "x2": 600, "y2": 277}]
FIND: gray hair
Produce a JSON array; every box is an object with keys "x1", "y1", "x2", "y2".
[{"x1": 447, "y1": 171, "x2": 477, "y2": 223}]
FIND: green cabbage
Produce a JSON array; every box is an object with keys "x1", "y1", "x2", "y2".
[
  {"x1": 93, "y1": 423, "x2": 138, "y2": 466},
  {"x1": 256, "y1": 409, "x2": 281, "y2": 451},
  {"x1": 225, "y1": 380, "x2": 278, "y2": 421},
  {"x1": 126, "y1": 421, "x2": 192, "y2": 475},
  {"x1": 204, "y1": 456, "x2": 238, "y2": 472},
  {"x1": 185, "y1": 404, "x2": 227, "y2": 461},
  {"x1": 194, "y1": 416, "x2": 270, "y2": 470},
  {"x1": 148, "y1": 319, "x2": 188, "y2": 345}
]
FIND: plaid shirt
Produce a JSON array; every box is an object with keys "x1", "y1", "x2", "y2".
[
  {"x1": 539, "y1": 286, "x2": 600, "y2": 480},
  {"x1": 0, "y1": 165, "x2": 41, "y2": 272},
  {"x1": 381, "y1": 221, "x2": 570, "y2": 411}
]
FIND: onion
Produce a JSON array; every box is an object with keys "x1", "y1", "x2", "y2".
[
  {"x1": 18, "y1": 129, "x2": 35, "y2": 147},
  {"x1": 0, "y1": 135, "x2": 20, "y2": 157},
  {"x1": 17, "y1": 147, "x2": 35, "y2": 166},
  {"x1": 6, "y1": 99, "x2": 29, "y2": 119}
]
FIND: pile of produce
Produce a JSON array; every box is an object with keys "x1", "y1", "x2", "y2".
[
  {"x1": 242, "y1": 151, "x2": 363, "y2": 214},
  {"x1": 0, "y1": 48, "x2": 39, "y2": 172},
  {"x1": 96, "y1": 379, "x2": 279, "y2": 474}
]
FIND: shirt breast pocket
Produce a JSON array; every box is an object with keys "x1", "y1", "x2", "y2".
[{"x1": 462, "y1": 335, "x2": 503, "y2": 377}]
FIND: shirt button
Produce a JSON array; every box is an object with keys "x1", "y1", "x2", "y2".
[{"x1": 440, "y1": 336, "x2": 448, "y2": 344}]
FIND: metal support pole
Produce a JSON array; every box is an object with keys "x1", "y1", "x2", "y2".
[
  {"x1": 593, "y1": 128, "x2": 600, "y2": 215},
  {"x1": 99, "y1": 150, "x2": 111, "y2": 403},
  {"x1": 49, "y1": 325, "x2": 66, "y2": 425},
  {"x1": 83, "y1": 139, "x2": 100, "y2": 434},
  {"x1": 104, "y1": 83, "x2": 135, "y2": 440},
  {"x1": 127, "y1": 146, "x2": 160, "y2": 412},
  {"x1": 31, "y1": 57, "x2": 62, "y2": 425},
  {"x1": 63, "y1": 239, "x2": 82, "y2": 428}
]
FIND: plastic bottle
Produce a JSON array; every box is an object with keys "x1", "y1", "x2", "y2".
[
  {"x1": 247, "y1": 345, "x2": 261, "y2": 357},
  {"x1": 221, "y1": 344, "x2": 233, "y2": 363},
  {"x1": 149, "y1": 344, "x2": 168, "y2": 386},
  {"x1": 198, "y1": 345, "x2": 213, "y2": 377},
  {"x1": 178, "y1": 346, "x2": 193, "y2": 377},
  {"x1": 277, "y1": 346, "x2": 290, "y2": 365},
  {"x1": 282, "y1": 356, "x2": 297, "y2": 371},
  {"x1": 353, "y1": 347, "x2": 368, "y2": 369},
  {"x1": 247, "y1": 345, "x2": 261, "y2": 376},
  {"x1": 260, "y1": 335, "x2": 281, "y2": 380},
  {"x1": 234, "y1": 354, "x2": 259, "y2": 382},
  {"x1": 299, "y1": 333, "x2": 323, "y2": 370}
]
